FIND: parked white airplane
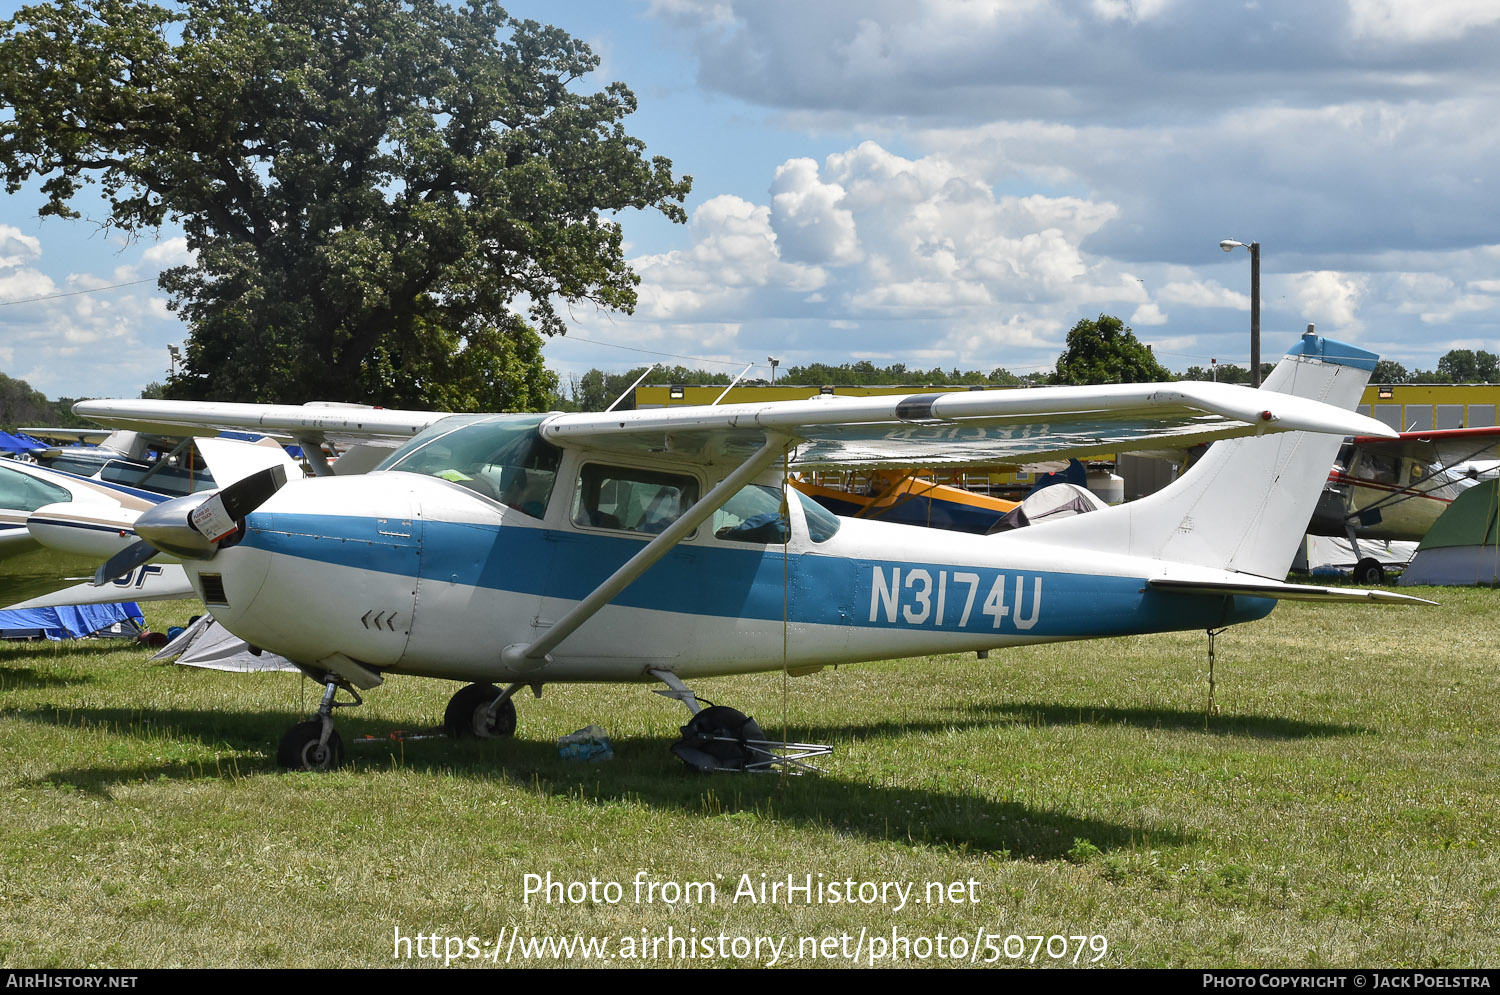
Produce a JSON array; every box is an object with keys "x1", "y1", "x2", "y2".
[
  {"x1": 1308, "y1": 426, "x2": 1500, "y2": 582},
  {"x1": 0, "y1": 437, "x2": 301, "y2": 606},
  {"x1": 77, "y1": 332, "x2": 1425, "y2": 771}
]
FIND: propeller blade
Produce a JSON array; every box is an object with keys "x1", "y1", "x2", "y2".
[
  {"x1": 190, "y1": 464, "x2": 288, "y2": 542},
  {"x1": 219, "y1": 465, "x2": 288, "y2": 521},
  {"x1": 92, "y1": 540, "x2": 158, "y2": 587}
]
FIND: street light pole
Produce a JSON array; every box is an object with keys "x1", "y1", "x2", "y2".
[{"x1": 1220, "y1": 239, "x2": 1262, "y2": 388}]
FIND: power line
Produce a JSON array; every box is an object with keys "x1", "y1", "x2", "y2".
[{"x1": 0, "y1": 276, "x2": 158, "y2": 308}]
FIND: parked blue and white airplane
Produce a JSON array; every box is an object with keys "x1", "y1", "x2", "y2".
[{"x1": 77, "y1": 332, "x2": 1426, "y2": 771}]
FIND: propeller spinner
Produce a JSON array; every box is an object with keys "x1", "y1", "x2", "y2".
[{"x1": 93, "y1": 465, "x2": 288, "y2": 586}]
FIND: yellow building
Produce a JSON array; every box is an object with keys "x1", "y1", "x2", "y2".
[
  {"x1": 632, "y1": 383, "x2": 974, "y2": 408},
  {"x1": 1356, "y1": 384, "x2": 1500, "y2": 432}
]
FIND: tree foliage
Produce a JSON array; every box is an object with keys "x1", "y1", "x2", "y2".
[
  {"x1": 1372, "y1": 352, "x2": 1496, "y2": 385},
  {"x1": 779, "y1": 361, "x2": 1035, "y2": 387},
  {"x1": 0, "y1": 0, "x2": 691, "y2": 410},
  {"x1": 562, "y1": 365, "x2": 735, "y2": 412},
  {"x1": 0, "y1": 372, "x2": 89, "y2": 430},
  {"x1": 1180, "y1": 362, "x2": 1274, "y2": 385},
  {"x1": 1435, "y1": 349, "x2": 1500, "y2": 384},
  {"x1": 1052, "y1": 314, "x2": 1170, "y2": 385}
]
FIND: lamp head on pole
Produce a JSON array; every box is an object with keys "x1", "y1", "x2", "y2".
[{"x1": 1220, "y1": 239, "x2": 1245, "y2": 252}]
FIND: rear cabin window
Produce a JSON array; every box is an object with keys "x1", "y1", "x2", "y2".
[{"x1": 572, "y1": 465, "x2": 698, "y2": 535}]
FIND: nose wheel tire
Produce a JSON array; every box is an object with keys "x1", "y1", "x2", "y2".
[
  {"x1": 444, "y1": 683, "x2": 518, "y2": 739},
  {"x1": 277, "y1": 720, "x2": 346, "y2": 771}
]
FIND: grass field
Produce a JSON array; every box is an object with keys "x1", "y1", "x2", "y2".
[{"x1": 1, "y1": 590, "x2": 1498, "y2": 969}]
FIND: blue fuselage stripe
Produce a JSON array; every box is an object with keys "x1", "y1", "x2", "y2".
[
  {"x1": 242, "y1": 512, "x2": 1273, "y2": 638},
  {"x1": 27, "y1": 518, "x2": 136, "y2": 536}
]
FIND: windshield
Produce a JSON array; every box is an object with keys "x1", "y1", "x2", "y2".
[{"x1": 376, "y1": 414, "x2": 561, "y2": 517}]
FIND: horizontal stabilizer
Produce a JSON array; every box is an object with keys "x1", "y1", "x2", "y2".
[
  {"x1": 1147, "y1": 577, "x2": 1434, "y2": 605},
  {"x1": 6, "y1": 564, "x2": 194, "y2": 610}
]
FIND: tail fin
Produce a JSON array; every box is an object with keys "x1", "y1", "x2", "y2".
[{"x1": 1030, "y1": 332, "x2": 1378, "y2": 579}]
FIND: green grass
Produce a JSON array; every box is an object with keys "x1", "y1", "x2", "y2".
[{"x1": 1, "y1": 591, "x2": 1498, "y2": 968}]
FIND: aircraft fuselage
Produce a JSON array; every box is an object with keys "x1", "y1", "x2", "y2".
[{"x1": 192, "y1": 471, "x2": 1272, "y2": 685}]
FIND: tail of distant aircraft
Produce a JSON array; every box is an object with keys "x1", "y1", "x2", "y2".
[{"x1": 1031, "y1": 330, "x2": 1378, "y2": 580}]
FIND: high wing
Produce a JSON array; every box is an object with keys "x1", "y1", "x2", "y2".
[
  {"x1": 77, "y1": 381, "x2": 1396, "y2": 472},
  {"x1": 1351, "y1": 425, "x2": 1500, "y2": 473},
  {"x1": 71, "y1": 399, "x2": 448, "y2": 451},
  {"x1": 18, "y1": 427, "x2": 113, "y2": 446},
  {"x1": 539, "y1": 380, "x2": 1396, "y2": 467}
]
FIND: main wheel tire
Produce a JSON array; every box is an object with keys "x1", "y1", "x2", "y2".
[
  {"x1": 1353, "y1": 557, "x2": 1386, "y2": 585},
  {"x1": 672, "y1": 705, "x2": 766, "y2": 772},
  {"x1": 276, "y1": 720, "x2": 345, "y2": 771},
  {"x1": 444, "y1": 683, "x2": 517, "y2": 739}
]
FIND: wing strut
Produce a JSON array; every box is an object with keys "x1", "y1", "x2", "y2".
[
  {"x1": 296, "y1": 437, "x2": 334, "y2": 477},
  {"x1": 500, "y1": 433, "x2": 792, "y2": 671}
]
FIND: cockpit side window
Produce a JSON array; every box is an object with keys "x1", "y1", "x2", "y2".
[
  {"x1": 378, "y1": 415, "x2": 561, "y2": 518},
  {"x1": 1357, "y1": 451, "x2": 1400, "y2": 486},
  {"x1": 572, "y1": 464, "x2": 699, "y2": 535}
]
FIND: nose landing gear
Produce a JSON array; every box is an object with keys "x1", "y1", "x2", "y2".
[{"x1": 276, "y1": 677, "x2": 362, "y2": 771}]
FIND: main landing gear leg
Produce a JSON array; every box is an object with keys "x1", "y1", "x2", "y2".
[
  {"x1": 648, "y1": 668, "x2": 831, "y2": 774},
  {"x1": 277, "y1": 676, "x2": 362, "y2": 771},
  {"x1": 1346, "y1": 524, "x2": 1386, "y2": 585}
]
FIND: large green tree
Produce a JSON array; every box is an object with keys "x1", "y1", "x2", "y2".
[
  {"x1": 1435, "y1": 349, "x2": 1500, "y2": 384},
  {"x1": 1052, "y1": 314, "x2": 1170, "y2": 385},
  {"x1": 0, "y1": 0, "x2": 691, "y2": 410}
]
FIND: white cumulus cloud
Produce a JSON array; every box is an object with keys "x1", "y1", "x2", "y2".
[
  {"x1": 1289, "y1": 271, "x2": 1368, "y2": 330},
  {"x1": 1346, "y1": 0, "x2": 1500, "y2": 43}
]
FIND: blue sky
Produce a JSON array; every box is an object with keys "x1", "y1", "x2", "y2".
[{"x1": 3, "y1": 0, "x2": 1500, "y2": 400}]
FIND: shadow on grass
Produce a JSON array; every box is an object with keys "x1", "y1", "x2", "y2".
[
  {"x1": 723, "y1": 700, "x2": 1366, "y2": 744},
  {"x1": 956, "y1": 700, "x2": 1370, "y2": 740},
  {"x1": 0, "y1": 666, "x2": 97, "y2": 690},
  {"x1": 15, "y1": 704, "x2": 1185, "y2": 860},
  {"x1": 0, "y1": 641, "x2": 139, "y2": 660},
  {"x1": 11, "y1": 704, "x2": 291, "y2": 790}
]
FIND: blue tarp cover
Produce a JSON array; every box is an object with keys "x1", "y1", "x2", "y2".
[
  {"x1": 0, "y1": 602, "x2": 145, "y2": 640},
  {"x1": 0, "y1": 431, "x2": 46, "y2": 453}
]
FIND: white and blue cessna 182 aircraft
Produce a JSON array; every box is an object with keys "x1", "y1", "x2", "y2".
[{"x1": 76, "y1": 332, "x2": 1424, "y2": 771}]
